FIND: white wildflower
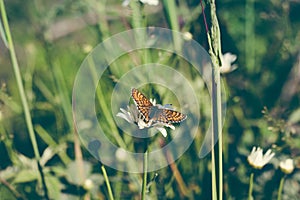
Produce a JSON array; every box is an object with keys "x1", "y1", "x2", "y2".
[
  {"x1": 116, "y1": 100, "x2": 175, "y2": 137},
  {"x1": 140, "y1": 0, "x2": 159, "y2": 6},
  {"x1": 220, "y1": 52, "x2": 238, "y2": 74},
  {"x1": 122, "y1": 0, "x2": 159, "y2": 7},
  {"x1": 247, "y1": 146, "x2": 275, "y2": 169},
  {"x1": 279, "y1": 158, "x2": 294, "y2": 174}
]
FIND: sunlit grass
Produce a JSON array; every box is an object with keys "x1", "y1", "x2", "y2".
[{"x1": 0, "y1": 0, "x2": 299, "y2": 199}]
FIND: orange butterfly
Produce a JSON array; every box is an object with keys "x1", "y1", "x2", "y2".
[{"x1": 131, "y1": 88, "x2": 187, "y2": 124}]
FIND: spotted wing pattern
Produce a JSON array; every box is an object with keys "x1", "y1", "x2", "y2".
[
  {"x1": 162, "y1": 109, "x2": 187, "y2": 123},
  {"x1": 148, "y1": 108, "x2": 186, "y2": 124},
  {"x1": 131, "y1": 88, "x2": 187, "y2": 124},
  {"x1": 131, "y1": 88, "x2": 153, "y2": 122}
]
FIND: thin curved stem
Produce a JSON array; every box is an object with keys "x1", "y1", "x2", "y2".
[{"x1": 102, "y1": 165, "x2": 115, "y2": 200}]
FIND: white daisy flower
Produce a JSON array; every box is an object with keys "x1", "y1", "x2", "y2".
[
  {"x1": 247, "y1": 146, "x2": 275, "y2": 169},
  {"x1": 116, "y1": 102, "x2": 174, "y2": 137},
  {"x1": 279, "y1": 158, "x2": 294, "y2": 174}
]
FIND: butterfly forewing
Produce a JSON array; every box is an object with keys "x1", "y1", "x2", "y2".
[{"x1": 131, "y1": 88, "x2": 153, "y2": 122}]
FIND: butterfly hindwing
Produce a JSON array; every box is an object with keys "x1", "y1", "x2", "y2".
[{"x1": 162, "y1": 109, "x2": 187, "y2": 123}]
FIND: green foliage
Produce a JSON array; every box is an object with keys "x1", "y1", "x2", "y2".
[{"x1": 1, "y1": 0, "x2": 300, "y2": 199}]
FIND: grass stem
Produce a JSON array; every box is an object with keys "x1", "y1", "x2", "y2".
[
  {"x1": 141, "y1": 150, "x2": 148, "y2": 200},
  {"x1": 248, "y1": 172, "x2": 254, "y2": 200},
  {"x1": 206, "y1": 0, "x2": 224, "y2": 199},
  {"x1": 0, "y1": 0, "x2": 40, "y2": 161},
  {"x1": 1, "y1": 1, "x2": 49, "y2": 198}
]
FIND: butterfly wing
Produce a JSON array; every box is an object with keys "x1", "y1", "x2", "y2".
[
  {"x1": 149, "y1": 108, "x2": 187, "y2": 124},
  {"x1": 131, "y1": 88, "x2": 187, "y2": 124},
  {"x1": 131, "y1": 88, "x2": 153, "y2": 122},
  {"x1": 161, "y1": 109, "x2": 187, "y2": 124}
]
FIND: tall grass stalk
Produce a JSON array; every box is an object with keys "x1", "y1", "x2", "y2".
[
  {"x1": 0, "y1": 0, "x2": 40, "y2": 161},
  {"x1": 206, "y1": 0, "x2": 224, "y2": 199},
  {"x1": 141, "y1": 150, "x2": 148, "y2": 200},
  {"x1": 0, "y1": 0, "x2": 49, "y2": 198}
]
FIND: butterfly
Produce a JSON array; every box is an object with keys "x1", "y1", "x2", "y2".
[{"x1": 131, "y1": 88, "x2": 187, "y2": 125}]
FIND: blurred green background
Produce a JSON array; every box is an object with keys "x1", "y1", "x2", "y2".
[{"x1": 1, "y1": 0, "x2": 300, "y2": 199}]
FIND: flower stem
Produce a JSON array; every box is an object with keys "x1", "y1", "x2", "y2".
[
  {"x1": 248, "y1": 172, "x2": 254, "y2": 200},
  {"x1": 141, "y1": 150, "x2": 148, "y2": 200},
  {"x1": 101, "y1": 165, "x2": 114, "y2": 200},
  {"x1": 277, "y1": 176, "x2": 285, "y2": 200}
]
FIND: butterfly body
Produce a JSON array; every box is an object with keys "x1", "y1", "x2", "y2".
[
  {"x1": 131, "y1": 88, "x2": 187, "y2": 125},
  {"x1": 148, "y1": 106, "x2": 158, "y2": 118}
]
